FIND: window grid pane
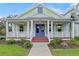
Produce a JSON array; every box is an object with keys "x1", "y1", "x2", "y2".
[
  {"x1": 19, "y1": 25, "x2": 24, "y2": 32},
  {"x1": 38, "y1": 7, "x2": 43, "y2": 14}
]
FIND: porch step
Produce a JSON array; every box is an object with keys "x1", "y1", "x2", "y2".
[{"x1": 32, "y1": 37, "x2": 49, "y2": 42}]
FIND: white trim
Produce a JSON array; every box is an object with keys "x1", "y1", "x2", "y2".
[
  {"x1": 30, "y1": 20, "x2": 33, "y2": 41},
  {"x1": 16, "y1": 24, "x2": 18, "y2": 40},
  {"x1": 12, "y1": 23, "x2": 15, "y2": 32},
  {"x1": 45, "y1": 22, "x2": 46, "y2": 37},
  {"x1": 71, "y1": 21, "x2": 75, "y2": 38},
  {"x1": 27, "y1": 21, "x2": 30, "y2": 38},
  {"x1": 51, "y1": 21, "x2": 53, "y2": 39},
  {"x1": 6, "y1": 21, "x2": 8, "y2": 40},
  {"x1": 47, "y1": 20, "x2": 50, "y2": 41}
]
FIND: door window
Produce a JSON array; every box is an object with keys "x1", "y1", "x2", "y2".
[{"x1": 36, "y1": 26, "x2": 39, "y2": 33}]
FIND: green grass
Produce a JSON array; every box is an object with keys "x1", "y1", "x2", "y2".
[
  {"x1": 51, "y1": 48, "x2": 79, "y2": 56},
  {"x1": 0, "y1": 45, "x2": 29, "y2": 56}
]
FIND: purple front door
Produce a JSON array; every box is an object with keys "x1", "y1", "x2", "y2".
[{"x1": 36, "y1": 24, "x2": 45, "y2": 37}]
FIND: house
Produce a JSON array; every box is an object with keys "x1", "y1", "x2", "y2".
[{"x1": 5, "y1": 4, "x2": 79, "y2": 42}]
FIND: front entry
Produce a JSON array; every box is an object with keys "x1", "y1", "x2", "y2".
[{"x1": 36, "y1": 24, "x2": 45, "y2": 37}]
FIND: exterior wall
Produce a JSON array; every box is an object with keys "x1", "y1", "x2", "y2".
[
  {"x1": 75, "y1": 23, "x2": 79, "y2": 36},
  {"x1": 19, "y1": 9, "x2": 37, "y2": 19},
  {"x1": 43, "y1": 8, "x2": 61, "y2": 19}
]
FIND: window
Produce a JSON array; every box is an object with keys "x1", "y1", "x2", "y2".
[
  {"x1": 49, "y1": 24, "x2": 51, "y2": 32},
  {"x1": 57, "y1": 24, "x2": 62, "y2": 32},
  {"x1": 19, "y1": 24, "x2": 24, "y2": 32},
  {"x1": 8, "y1": 23, "x2": 12, "y2": 32},
  {"x1": 38, "y1": 6, "x2": 43, "y2": 14}
]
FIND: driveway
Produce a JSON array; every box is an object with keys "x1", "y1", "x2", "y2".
[{"x1": 28, "y1": 43, "x2": 52, "y2": 56}]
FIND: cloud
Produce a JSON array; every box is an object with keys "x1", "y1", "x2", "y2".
[
  {"x1": 0, "y1": 15, "x2": 6, "y2": 18},
  {"x1": 70, "y1": 3, "x2": 74, "y2": 7},
  {"x1": 50, "y1": 7, "x2": 65, "y2": 14}
]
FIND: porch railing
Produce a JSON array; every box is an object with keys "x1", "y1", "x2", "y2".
[
  {"x1": 50, "y1": 31, "x2": 71, "y2": 38},
  {"x1": 8, "y1": 31, "x2": 28, "y2": 37}
]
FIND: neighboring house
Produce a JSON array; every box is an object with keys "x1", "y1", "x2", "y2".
[{"x1": 5, "y1": 4, "x2": 79, "y2": 42}]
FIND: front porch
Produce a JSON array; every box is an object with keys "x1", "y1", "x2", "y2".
[{"x1": 6, "y1": 18, "x2": 74, "y2": 42}]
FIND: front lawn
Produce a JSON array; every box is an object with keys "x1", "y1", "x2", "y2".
[
  {"x1": 51, "y1": 49, "x2": 79, "y2": 56},
  {"x1": 0, "y1": 45, "x2": 29, "y2": 56}
]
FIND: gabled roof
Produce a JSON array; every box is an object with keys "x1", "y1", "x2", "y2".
[
  {"x1": 63, "y1": 4, "x2": 78, "y2": 16},
  {"x1": 40, "y1": 4, "x2": 63, "y2": 18},
  {"x1": 16, "y1": 3, "x2": 63, "y2": 19},
  {"x1": 63, "y1": 7, "x2": 74, "y2": 16}
]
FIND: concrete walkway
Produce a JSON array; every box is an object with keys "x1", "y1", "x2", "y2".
[{"x1": 28, "y1": 43, "x2": 52, "y2": 56}]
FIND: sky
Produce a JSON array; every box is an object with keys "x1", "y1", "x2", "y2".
[{"x1": 0, "y1": 3, "x2": 74, "y2": 18}]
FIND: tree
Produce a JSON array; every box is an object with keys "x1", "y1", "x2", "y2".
[{"x1": 0, "y1": 21, "x2": 5, "y2": 36}]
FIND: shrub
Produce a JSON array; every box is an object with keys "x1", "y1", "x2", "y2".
[
  {"x1": 23, "y1": 41, "x2": 33, "y2": 49},
  {"x1": 16, "y1": 39, "x2": 32, "y2": 48},
  {"x1": 48, "y1": 38, "x2": 62, "y2": 48},
  {"x1": 6, "y1": 40, "x2": 16, "y2": 45},
  {"x1": 20, "y1": 39, "x2": 30, "y2": 45},
  {"x1": 70, "y1": 37, "x2": 79, "y2": 47},
  {"x1": 74, "y1": 37, "x2": 79, "y2": 41},
  {"x1": 71, "y1": 39, "x2": 79, "y2": 46},
  {"x1": 60, "y1": 42, "x2": 69, "y2": 48}
]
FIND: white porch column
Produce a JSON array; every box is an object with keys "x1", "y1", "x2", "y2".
[
  {"x1": 27, "y1": 21, "x2": 29, "y2": 38},
  {"x1": 12, "y1": 23, "x2": 15, "y2": 39},
  {"x1": 51, "y1": 21, "x2": 53, "y2": 40},
  {"x1": 16, "y1": 24, "x2": 18, "y2": 40},
  {"x1": 6, "y1": 21, "x2": 8, "y2": 40},
  {"x1": 12, "y1": 23, "x2": 14, "y2": 32},
  {"x1": 30, "y1": 20, "x2": 33, "y2": 41},
  {"x1": 47, "y1": 20, "x2": 50, "y2": 42},
  {"x1": 71, "y1": 21, "x2": 75, "y2": 39}
]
